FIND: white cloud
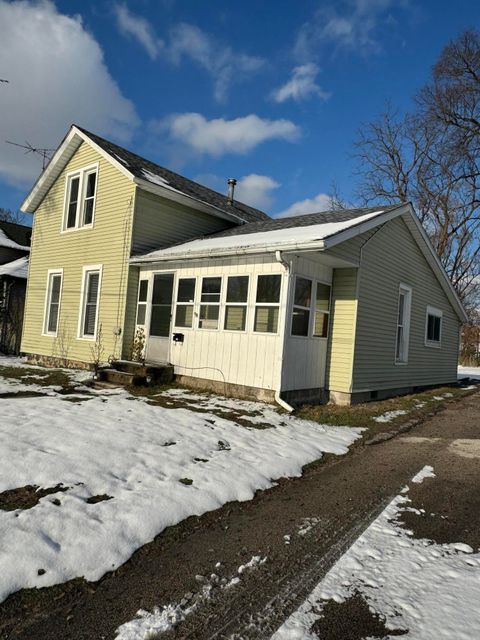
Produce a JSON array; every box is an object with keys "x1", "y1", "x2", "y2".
[
  {"x1": 294, "y1": 0, "x2": 400, "y2": 60},
  {"x1": 113, "y1": 8, "x2": 264, "y2": 102},
  {"x1": 156, "y1": 113, "x2": 300, "y2": 157},
  {"x1": 276, "y1": 193, "x2": 333, "y2": 218},
  {"x1": 114, "y1": 3, "x2": 162, "y2": 60},
  {"x1": 0, "y1": 0, "x2": 138, "y2": 187},
  {"x1": 168, "y1": 23, "x2": 264, "y2": 103},
  {"x1": 272, "y1": 64, "x2": 330, "y2": 103},
  {"x1": 235, "y1": 174, "x2": 280, "y2": 210}
]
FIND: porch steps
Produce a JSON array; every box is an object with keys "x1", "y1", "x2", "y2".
[{"x1": 96, "y1": 360, "x2": 174, "y2": 388}]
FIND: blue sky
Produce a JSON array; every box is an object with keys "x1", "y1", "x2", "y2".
[{"x1": 1, "y1": 0, "x2": 480, "y2": 223}]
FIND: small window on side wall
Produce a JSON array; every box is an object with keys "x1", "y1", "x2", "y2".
[
  {"x1": 175, "y1": 278, "x2": 196, "y2": 328},
  {"x1": 254, "y1": 274, "x2": 281, "y2": 333},
  {"x1": 291, "y1": 277, "x2": 312, "y2": 336},
  {"x1": 79, "y1": 267, "x2": 102, "y2": 338},
  {"x1": 44, "y1": 271, "x2": 63, "y2": 335},
  {"x1": 425, "y1": 306, "x2": 442, "y2": 347},
  {"x1": 313, "y1": 283, "x2": 331, "y2": 338}
]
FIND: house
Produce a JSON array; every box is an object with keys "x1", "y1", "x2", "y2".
[
  {"x1": 20, "y1": 125, "x2": 467, "y2": 405},
  {"x1": 0, "y1": 221, "x2": 30, "y2": 354}
]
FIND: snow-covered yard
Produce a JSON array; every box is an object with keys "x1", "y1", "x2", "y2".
[
  {"x1": 0, "y1": 367, "x2": 362, "y2": 604},
  {"x1": 458, "y1": 365, "x2": 480, "y2": 380},
  {"x1": 272, "y1": 465, "x2": 480, "y2": 640}
]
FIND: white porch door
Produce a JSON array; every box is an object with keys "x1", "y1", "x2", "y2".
[{"x1": 146, "y1": 273, "x2": 174, "y2": 363}]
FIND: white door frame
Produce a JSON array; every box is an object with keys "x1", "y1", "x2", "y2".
[{"x1": 145, "y1": 271, "x2": 175, "y2": 364}]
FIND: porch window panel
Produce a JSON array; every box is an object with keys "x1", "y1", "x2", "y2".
[
  {"x1": 175, "y1": 305, "x2": 194, "y2": 328},
  {"x1": 313, "y1": 283, "x2": 331, "y2": 338},
  {"x1": 291, "y1": 277, "x2": 312, "y2": 337},
  {"x1": 199, "y1": 304, "x2": 219, "y2": 330},
  {"x1": 225, "y1": 306, "x2": 247, "y2": 331},
  {"x1": 256, "y1": 274, "x2": 281, "y2": 303},
  {"x1": 175, "y1": 278, "x2": 196, "y2": 328},
  {"x1": 254, "y1": 306, "x2": 279, "y2": 333},
  {"x1": 136, "y1": 279, "x2": 148, "y2": 325},
  {"x1": 199, "y1": 277, "x2": 221, "y2": 330},
  {"x1": 224, "y1": 275, "x2": 249, "y2": 331}
]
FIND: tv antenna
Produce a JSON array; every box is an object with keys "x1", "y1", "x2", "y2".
[
  {"x1": 6, "y1": 140, "x2": 54, "y2": 170},
  {"x1": 0, "y1": 79, "x2": 8, "y2": 84}
]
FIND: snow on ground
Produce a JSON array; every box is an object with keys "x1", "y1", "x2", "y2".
[
  {"x1": 411, "y1": 465, "x2": 436, "y2": 484},
  {"x1": 0, "y1": 376, "x2": 362, "y2": 604},
  {"x1": 372, "y1": 409, "x2": 408, "y2": 423},
  {"x1": 458, "y1": 365, "x2": 480, "y2": 380},
  {"x1": 272, "y1": 465, "x2": 480, "y2": 640}
]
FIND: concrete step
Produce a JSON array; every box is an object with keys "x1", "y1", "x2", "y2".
[
  {"x1": 112, "y1": 360, "x2": 148, "y2": 375},
  {"x1": 97, "y1": 368, "x2": 145, "y2": 386},
  {"x1": 92, "y1": 380, "x2": 122, "y2": 390}
]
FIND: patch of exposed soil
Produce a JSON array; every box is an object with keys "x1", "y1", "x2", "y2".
[
  {"x1": 0, "y1": 390, "x2": 47, "y2": 399},
  {"x1": 0, "y1": 485, "x2": 69, "y2": 511},
  {"x1": 85, "y1": 494, "x2": 113, "y2": 505},
  {"x1": 310, "y1": 592, "x2": 408, "y2": 639}
]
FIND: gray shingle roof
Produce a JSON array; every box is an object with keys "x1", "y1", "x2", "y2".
[
  {"x1": 76, "y1": 127, "x2": 270, "y2": 224},
  {"x1": 204, "y1": 204, "x2": 403, "y2": 239},
  {"x1": 0, "y1": 220, "x2": 32, "y2": 247}
]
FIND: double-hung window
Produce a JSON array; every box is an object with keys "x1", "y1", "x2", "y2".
[
  {"x1": 199, "y1": 277, "x2": 221, "y2": 329},
  {"x1": 224, "y1": 276, "x2": 249, "y2": 331},
  {"x1": 395, "y1": 285, "x2": 412, "y2": 363},
  {"x1": 425, "y1": 306, "x2": 442, "y2": 347},
  {"x1": 79, "y1": 266, "x2": 102, "y2": 339},
  {"x1": 175, "y1": 278, "x2": 196, "y2": 328},
  {"x1": 44, "y1": 270, "x2": 63, "y2": 335},
  {"x1": 254, "y1": 274, "x2": 281, "y2": 333},
  {"x1": 64, "y1": 165, "x2": 98, "y2": 230},
  {"x1": 291, "y1": 277, "x2": 312, "y2": 336},
  {"x1": 136, "y1": 280, "x2": 149, "y2": 325}
]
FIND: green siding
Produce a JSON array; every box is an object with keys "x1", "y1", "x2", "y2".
[
  {"x1": 352, "y1": 216, "x2": 460, "y2": 391},
  {"x1": 326, "y1": 268, "x2": 358, "y2": 392}
]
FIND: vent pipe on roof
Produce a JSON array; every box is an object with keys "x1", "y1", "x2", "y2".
[{"x1": 227, "y1": 178, "x2": 237, "y2": 205}]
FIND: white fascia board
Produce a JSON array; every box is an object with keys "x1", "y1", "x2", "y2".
[
  {"x1": 321, "y1": 204, "x2": 409, "y2": 249},
  {"x1": 133, "y1": 178, "x2": 245, "y2": 225}
]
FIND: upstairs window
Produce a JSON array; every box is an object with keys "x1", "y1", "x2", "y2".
[
  {"x1": 175, "y1": 278, "x2": 196, "y2": 328},
  {"x1": 395, "y1": 285, "x2": 412, "y2": 363},
  {"x1": 199, "y1": 277, "x2": 221, "y2": 330},
  {"x1": 254, "y1": 274, "x2": 281, "y2": 333},
  {"x1": 64, "y1": 165, "x2": 98, "y2": 230},
  {"x1": 425, "y1": 306, "x2": 442, "y2": 347},
  {"x1": 224, "y1": 276, "x2": 249, "y2": 331}
]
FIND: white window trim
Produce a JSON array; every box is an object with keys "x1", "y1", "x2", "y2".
[
  {"x1": 395, "y1": 283, "x2": 412, "y2": 365},
  {"x1": 61, "y1": 163, "x2": 99, "y2": 233},
  {"x1": 223, "y1": 274, "x2": 250, "y2": 333},
  {"x1": 173, "y1": 276, "x2": 197, "y2": 330},
  {"x1": 42, "y1": 268, "x2": 64, "y2": 337},
  {"x1": 289, "y1": 276, "x2": 332, "y2": 339},
  {"x1": 198, "y1": 275, "x2": 222, "y2": 331},
  {"x1": 77, "y1": 264, "x2": 103, "y2": 340},
  {"x1": 425, "y1": 305, "x2": 443, "y2": 348},
  {"x1": 253, "y1": 273, "x2": 282, "y2": 335}
]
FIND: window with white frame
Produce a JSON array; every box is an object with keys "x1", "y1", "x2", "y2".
[
  {"x1": 199, "y1": 277, "x2": 221, "y2": 329},
  {"x1": 224, "y1": 276, "x2": 249, "y2": 331},
  {"x1": 425, "y1": 305, "x2": 442, "y2": 346},
  {"x1": 64, "y1": 165, "x2": 98, "y2": 230},
  {"x1": 291, "y1": 277, "x2": 312, "y2": 336},
  {"x1": 43, "y1": 270, "x2": 63, "y2": 335},
  {"x1": 313, "y1": 282, "x2": 331, "y2": 338},
  {"x1": 175, "y1": 278, "x2": 196, "y2": 328},
  {"x1": 79, "y1": 266, "x2": 102, "y2": 338},
  {"x1": 254, "y1": 274, "x2": 281, "y2": 333},
  {"x1": 395, "y1": 285, "x2": 412, "y2": 363},
  {"x1": 136, "y1": 280, "x2": 148, "y2": 325}
]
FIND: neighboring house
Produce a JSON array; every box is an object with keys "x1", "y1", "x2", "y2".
[
  {"x1": 0, "y1": 221, "x2": 31, "y2": 354},
  {"x1": 20, "y1": 125, "x2": 467, "y2": 405}
]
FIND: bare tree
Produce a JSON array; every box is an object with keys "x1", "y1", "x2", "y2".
[{"x1": 353, "y1": 31, "x2": 480, "y2": 313}]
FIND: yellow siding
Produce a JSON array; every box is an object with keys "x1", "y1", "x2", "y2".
[
  {"x1": 21, "y1": 142, "x2": 136, "y2": 364},
  {"x1": 326, "y1": 268, "x2": 358, "y2": 392}
]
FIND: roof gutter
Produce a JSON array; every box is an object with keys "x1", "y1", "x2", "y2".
[{"x1": 130, "y1": 239, "x2": 328, "y2": 265}]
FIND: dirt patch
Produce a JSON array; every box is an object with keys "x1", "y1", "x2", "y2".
[
  {"x1": 0, "y1": 485, "x2": 69, "y2": 511},
  {"x1": 310, "y1": 592, "x2": 408, "y2": 639},
  {"x1": 85, "y1": 494, "x2": 113, "y2": 504},
  {"x1": 0, "y1": 390, "x2": 48, "y2": 399}
]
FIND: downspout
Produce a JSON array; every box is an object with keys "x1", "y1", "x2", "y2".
[{"x1": 274, "y1": 250, "x2": 294, "y2": 413}]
